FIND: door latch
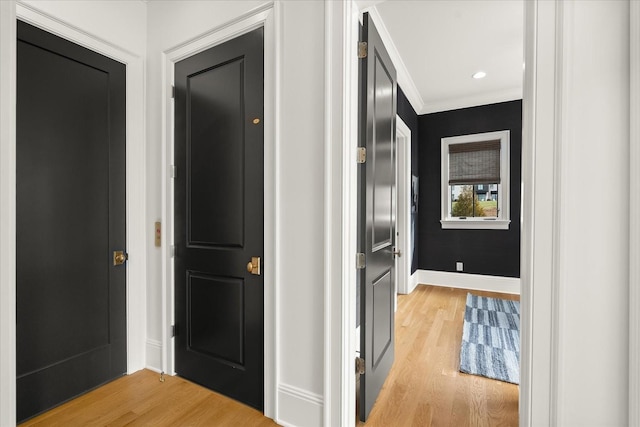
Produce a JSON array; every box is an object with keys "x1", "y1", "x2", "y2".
[{"x1": 246, "y1": 256, "x2": 261, "y2": 275}]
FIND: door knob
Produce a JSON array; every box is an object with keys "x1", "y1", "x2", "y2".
[
  {"x1": 247, "y1": 256, "x2": 261, "y2": 275},
  {"x1": 113, "y1": 250, "x2": 128, "y2": 266},
  {"x1": 393, "y1": 248, "x2": 402, "y2": 258}
]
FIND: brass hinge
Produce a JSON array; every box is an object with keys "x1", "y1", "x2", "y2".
[
  {"x1": 171, "y1": 85, "x2": 175, "y2": 98},
  {"x1": 170, "y1": 245, "x2": 177, "y2": 258},
  {"x1": 356, "y1": 253, "x2": 366, "y2": 270},
  {"x1": 357, "y1": 147, "x2": 366, "y2": 164},
  {"x1": 358, "y1": 41, "x2": 368, "y2": 59},
  {"x1": 170, "y1": 165, "x2": 177, "y2": 179},
  {"x1": 171, "y1": 325, "x2": 176, "y2": 337},
  {"x1": 356, "y1": 357, "x2": 365, "y2": 375}
]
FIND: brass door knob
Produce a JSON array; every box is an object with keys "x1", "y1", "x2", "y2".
[
  {"x1": 113, "y1": 250, "x2": 128, "y2": 266},
  {"x1": 246, "y1": 262, "x2": 254, "y2": 273}
]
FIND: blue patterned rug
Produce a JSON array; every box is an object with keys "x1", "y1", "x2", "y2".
[{"x1": 459, "y1": 293, "x2": 520, "y2": 384}]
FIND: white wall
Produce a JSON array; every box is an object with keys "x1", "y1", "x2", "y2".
[{"x1": 20, "y1": 0, "x2": 147, "y2": 55}]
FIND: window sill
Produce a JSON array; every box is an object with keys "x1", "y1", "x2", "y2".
[{"x1": 440, "y1": 219, "x2": 511, "y2": 230}]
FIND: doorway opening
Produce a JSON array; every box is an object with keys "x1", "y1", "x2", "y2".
[{"x1": 353, "y1": 1, "x2": 524, "y2": 423}]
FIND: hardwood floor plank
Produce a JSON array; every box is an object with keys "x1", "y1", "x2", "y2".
[
  {"x1": 19, "y1": 370, "x2": 277, "y2": 427},
  {"x1": 358, "y1": 285, "x2": 519, "y2": 426}
]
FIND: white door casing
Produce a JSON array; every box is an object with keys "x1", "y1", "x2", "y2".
[{"x1": 396, "y1": 115, "x2": 412, "y2": 296}]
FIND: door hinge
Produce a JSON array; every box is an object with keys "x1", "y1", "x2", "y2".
[
  {"x1": 357, "y1": 147, "x2": 366, "y2": 164},
  {"x1": 170, "y1": 165, "x2": 177, "y2": 179},
  {"x1": 171, "y1": 325, "x2": 176, "y2": 337},
  {"x1": 356, "y1": 253, "x2": 366, "y2": 270},
  {"x1": 171, "y1": 85, "x2": 175, "y2": 98},
  {"x1": 358, "y1": 41, "x2": 368, "y2": 59},
  {"x1": 356, "y1": 357, "x2": 365, "y2": 375},
  {"x1": 170, "y1": 245, "x2": 177, "y2": 258}
]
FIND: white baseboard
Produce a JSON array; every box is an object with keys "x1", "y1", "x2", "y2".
[
  {"x1": 276, "y1": 383, "x2": 323, "y2": 427},
  {"x1": 415, "y1": 269, "x2": 520, "y2": 295},
  {"x1": 145, "y1": 339, "x2": 162, "y2": 373},
  {"x1": 407, "y1": 270, "x2": 420, "y2": 294}
]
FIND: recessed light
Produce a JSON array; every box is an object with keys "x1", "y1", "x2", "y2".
[{"x1": 472, "y1": 71, "x2": 487, "y2": 79}]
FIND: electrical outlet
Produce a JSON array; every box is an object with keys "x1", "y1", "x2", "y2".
[{"x1": 456, "y1": 262, "x2": 463, "y2": 272}]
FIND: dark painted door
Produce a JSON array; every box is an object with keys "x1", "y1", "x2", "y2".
[
  {"x1": 358, "y1": 13, "x2": 398, "y2": 421},
  {"x1": 16, "y1": 21, "x2": 127, "y2": 423},
  {"x1": 174, "y1": 28, "x2": 264, "y2": 410}
]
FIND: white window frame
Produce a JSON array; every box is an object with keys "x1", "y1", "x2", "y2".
[{"x1": 440, "y1": 130, "x2": 511, "y2": 230}]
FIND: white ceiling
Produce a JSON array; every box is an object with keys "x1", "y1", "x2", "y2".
[{"x1": 364, "y1": 0, "x2": 524, "y2": 114}]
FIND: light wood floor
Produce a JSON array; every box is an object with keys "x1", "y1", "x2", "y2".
[
  {"x1": 357, "y1": 284, "x2": 519, "y2": 427},
  {"x1": 20, "y1": 284, "x2": 517, "y2": 426},
  {"x1": 19, "y1": 369, "x2": 277, "y2": 427}
]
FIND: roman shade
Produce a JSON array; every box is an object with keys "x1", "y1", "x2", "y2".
[{"x1": 448, "y1": 139, "x2": 501, "y2": 184}]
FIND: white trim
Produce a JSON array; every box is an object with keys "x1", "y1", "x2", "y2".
[
  {"x1": 13, "y1": 1, "x2": 148, "y2": 374},
  {"x1": 365, "y1": 6, "x2": 424, "y2": 114},
  {"x1": 440, "y1": 219, "x2": 510, "y2": 230},
  {"x1": 0, "y1": 2, "x2": 17, "y2": 425},
  {"x1": 550, "y1": 1, "x2": 569, "y2": 423},
  {"x1": 414, "y1": 270, "x2": 520, "y2": 295},
  {"x1": 630, "y1": 0, "x2": 640, "y2": 424},
  {"x1": 277, "y1": 383, "x2": 323, "y2": 427},
  {"x1": 440, "y1": 130, "x2": 511, "y2": 229},
  {"x1": 145, "y1": 339, "x2": 163, "y2": 374},
  {"x1": 408, "y1": 271, "x2": 420, "y2": 295},
  {"x1": 395, "y1": 116, "x2": 411, "y2": 295},
  {"x1": 160, "y1": 3, "x2": 278, "y2": 419},
  {"x1": 324, "y1": 1, "x2": 358, "y2": 426},
  {"x1": 520, "y1": 1, "x2": 561, "y2": 425}
]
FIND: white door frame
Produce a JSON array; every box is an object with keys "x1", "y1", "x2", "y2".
[
  {"x1": 0, "y1": 2, "x2": 147, "y2": 424},
  {"x1": 0, "y1": 2, "x2": 17, "y2": 424},
  {"x1": 395, "y1": 115, "x2": 412, "y2": 296},
  {"x1": 160, "y1": 3, "x2": 278, "y2": 419},
  {"x1": 629, "y1": 1, "x2": 640, "y2": 424}
]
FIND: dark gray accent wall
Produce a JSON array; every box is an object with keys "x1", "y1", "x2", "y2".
[
  {"x1": 418, "y1": 100, "x2": 522, "y2": 278},
  {"x1": 397, "y1": 87, "x2": 419, "y2": 274}
]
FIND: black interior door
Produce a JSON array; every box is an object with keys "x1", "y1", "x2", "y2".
[
  {"x1": 358, "y1": 12, "x2": 398, "y2": 422},
  {"x1": 16, "y1": 21, "x2": 127, "y2": 423},
  {"x1": 174, "y1": 27, "x2": 264, "y2": 410}
]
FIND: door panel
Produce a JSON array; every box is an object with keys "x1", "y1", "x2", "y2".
[
  {"x1": 16, "y1": 21, "x2": 126, "y2": 423},
  {"x1": 175, "y1": 27, "x2": 264, "y2": 411},
  {"x1": 359, "y1": 13, "x2": 398, "y2": 421},
  {"x1": 188, "y1": 59, "x2": 245, "y2": 247}
]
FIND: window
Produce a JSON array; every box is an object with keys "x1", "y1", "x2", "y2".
[{"x1": 441, "y1": 130, "x2": 510, "y2": 229}]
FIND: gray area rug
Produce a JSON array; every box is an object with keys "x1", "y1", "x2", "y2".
[{"x1": 459, "y1": 293, "x2": 520, "y2": 384}]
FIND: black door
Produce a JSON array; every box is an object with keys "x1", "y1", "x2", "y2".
[
  {"x1": 358, "y1": 13, "x2": 398, "y2": 421},
  {"x1": 16, "y1": 21, "x2": 127, "y2": 423},
  {"x1": 174, "y1": 28, "x2": 264, "y2": 410}
]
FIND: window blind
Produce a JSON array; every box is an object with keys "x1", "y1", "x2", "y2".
[{"x1": 448, "y1": 139, "x2": 501, "y2": 184}]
